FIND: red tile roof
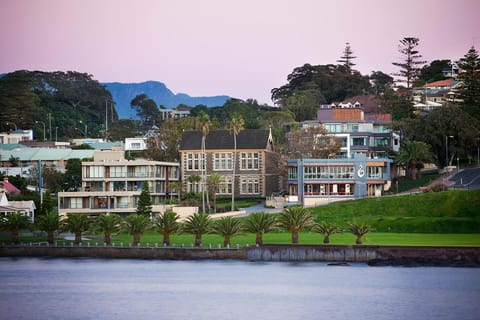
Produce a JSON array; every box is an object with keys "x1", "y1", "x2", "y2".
[
  {"x1": 424, "y1": 78, "x2": 455, "y2": 88},
  {"x1": 0, "y1": 177, "x2": 21, "y2": 195}
]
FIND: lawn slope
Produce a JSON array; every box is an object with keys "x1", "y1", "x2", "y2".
[{"x1": 310, "y1": 190, "x2": 480, "y2": 233}]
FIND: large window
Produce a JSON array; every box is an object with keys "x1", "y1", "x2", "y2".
[
  {"x1": 69, "y1": 198, "x2": 83, "y2": 209},
  {"x1": 352, "y1": 137, "x2": 367, "y2": 146},
  {"x1": 368, "y1": 166, "x2": 383, "y2": 179},
  {"x1": 241, "y1": 177, "x2": 260, "y2": 194},
  {"x1": 88, "y1": 166, "x2": 104, "y2": 178},
  {"x1": 187, "y1": 153, "x2": 204, "y2": 171},
  {"x1": 109, "y1": 166, "x2": 126, "y2": 178},
  {"x1": 214, "y1": 153, "x2": 233, "y2": 170},
  {"x1": 240, "y1": 152, "x2": 259, "y2": 170},
  {"x1": 303, "y1": 166, "x2": 354, "y2": 179}
]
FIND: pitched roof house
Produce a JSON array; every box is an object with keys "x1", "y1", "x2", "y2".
[
  {"x1": 179, "y1": 129, "x2": 281, "y2": 201},
  {"x1": 0, "y1": 177, "x2": 21, "y2": 196}
]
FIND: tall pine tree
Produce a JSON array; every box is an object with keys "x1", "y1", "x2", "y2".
[
  {"x1": 337, "y1": 42, "x2": 357, "y2": 72},
  {"x1": 136, "y1": 181, "x2": 153, "y2": 218},
  {"x1": 457, "y1": 46, "x2": 480, "y2": 120},
  {"x1": 392, "y1": 37, "x2": 426, "y2": 88}
]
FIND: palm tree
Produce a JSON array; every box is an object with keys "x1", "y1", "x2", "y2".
[
  {"x1": 198, "y1": 111, "x2": 211, "y2": 213},
  {"x1": 182, "y1": 213, "x2": 211, "y2": 247},
  {"x1": 211, "y1": 216, "x2": 243, "y2": 247},
  {"x1": 396, "y1": 141, "x2": 433, "y2": 180},
  {"x1": 243, "y1": 212, "x2": 277, "y2": 245},
  {"x1": 0, "y1": 213, "x2": 31, "y2": 244},
  {"x1": 347, "y1": 223, "x2": 374, "y2": 245},
  {"x1": 208, "y1": 173, "x2": 223, "y2": 213},
  {"x1": 124, "y1": 214, "x2": 150, "y2": 246},
  {"x1": 154, "y1": 211, "x2": 180, "y2": 246},
  {"x1": 188, "y1": 174, "x2": 201, "y2": 194},
  {"x1": 276, "y1": 206, "x2": 314, "y2": 244},
  {"x1": 64, "y1": 214, "x2": 90, "y2": 245},
  {"x1": 312, "y1": 222, "x2": 342, "y2": 244},
  {"x1": 227, "y1": 113, "x2": 244, "y2": 211},
  {"x1": 91, "y1": 214, "x2": 122, "y2": 245},
  {"x1": 37, "y1": 211, "x2": 62, "y2": 244},
  {"x1": 168, "y1": 181, "x2": 183, "y2": 203}
]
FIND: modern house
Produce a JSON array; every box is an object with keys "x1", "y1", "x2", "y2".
[
  {"x1": 286, "y1": 154, "x2": 393, "y2": 207},
  {"x1": 57, "y1": 150, "x2": 180, "y2": 218},
  {"x1": 179, "y1": 129, "x2": 281, "y2": 198},
  {"x1": 302, "y1": 96, "x2": 399, "y2": 159}
]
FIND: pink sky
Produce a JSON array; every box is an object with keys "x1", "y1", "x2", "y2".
[{"x1": 1, "y1": 0, "x2": 479, "y2": 104}]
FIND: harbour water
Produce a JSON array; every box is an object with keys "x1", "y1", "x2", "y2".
[{"x1": 1, "y1": 257, "x2": 479, "y2": 320}]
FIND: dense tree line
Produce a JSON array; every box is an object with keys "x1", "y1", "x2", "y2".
[{"x1": 0, "y1": 71, "x2": 117, "y2": 140}]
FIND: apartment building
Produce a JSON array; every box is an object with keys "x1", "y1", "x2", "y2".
[
  {"x1": 304, "y1": 96, "x2": 399, "y2": 158},
  {"x1": 58, "y1": 150, "x2": 179, "y2": 217}
]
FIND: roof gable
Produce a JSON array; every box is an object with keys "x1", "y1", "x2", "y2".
[{"x1": 180, "y1": 129, "x2": 272, "y2": 151}]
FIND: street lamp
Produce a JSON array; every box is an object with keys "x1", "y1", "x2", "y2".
[
  {"x1": 35, "y1": 121, "x2": 46, "y2": 141},
  {"x1": 55, "y1": 127, "x2": 58, "y2": 142},
  {"x1": 79, "y1": 121, "x2": 87, "y2": 137},
  {"x1": 6, "y1": 122, "x2": 17, "y2": 131},
  {"x1": 445, "y1": 135, "x2": 454, "y2": 167}
]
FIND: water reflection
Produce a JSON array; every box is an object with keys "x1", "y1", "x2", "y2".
[{"x1": 0, "y1": 258, "x2": 479, "y2": 320}]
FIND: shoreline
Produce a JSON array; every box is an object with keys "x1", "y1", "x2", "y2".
[{"x1": 1, "y1": 244, "x2": 479, "y2": 267}]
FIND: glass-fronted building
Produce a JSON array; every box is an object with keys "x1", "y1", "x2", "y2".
[{"x1": 286, "y1": 154, "x2": 393, "y2": 207}]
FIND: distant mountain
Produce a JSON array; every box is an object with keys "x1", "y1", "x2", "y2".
[{"x1": 104, "y1": 81, "x2": 230, "y2": 119}]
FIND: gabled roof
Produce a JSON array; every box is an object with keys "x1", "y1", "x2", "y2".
[
  {"x1": 180, "y1": 129, "x2": 273, "y2": 151},
  {"x1": 0, "y1": 178, "x2": 21, "y2": 195},
  {"x1": 334, "y1": 95, "x2": 383, "y2": 113}
]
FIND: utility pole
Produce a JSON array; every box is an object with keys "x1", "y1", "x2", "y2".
[
  {"x1": 48, "y1": 113, "x2": 52, "y2": 141},
  {"x1": 105, "y1": 99, "x2": 108, "y2": 141}
]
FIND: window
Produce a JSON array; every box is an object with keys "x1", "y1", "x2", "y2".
[
  {"x1": 368, "y1": 166, "x2": 383, "y2": 179},
  {"x1": 70, "y1": 198, "x2": 82, "y2": 209},
  {"x1": 214, "y1": 153, "x2": 233, "y2": 170},
  {"x1": 288, "y1": 166, "x2": 298, "y2": 179},
  {"x1": 187, "y1": 153, "x2": 204, "y2": 171},
  {"x1": 135, "y1": 166, "x2": 148, "y2": 177},
  {"x1": 303, "y1": 166, "x2": 354, "y2": 179},
  {"x1": 346, "y1": 124, "x2": 359, "y2": 132},
  {"x1": 88, "y1": 166, "x2": 104, "y2": 178},
  {"x1": 241, "y1": 177, "x2": 260, "y2": 194},
  {"x1": 109, "y1": 166, "x2": 125, "y2": 178},
  {"x1": 352, "y1": 137, "x2": 366, "y2": 146},
  {"x1": 218, "y1": 178, "x2": 232, "y2": 195},
  {"x1": 240, "y1": 152, "x2": 259, "y2": 170}
]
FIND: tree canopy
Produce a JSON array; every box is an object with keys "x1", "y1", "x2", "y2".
[
  {"x1": 271, "y1": 64, "x2": 370, "y2": 121},
  {"x1": 0, "y1": 71, "x2": 117, "y2": 140}
]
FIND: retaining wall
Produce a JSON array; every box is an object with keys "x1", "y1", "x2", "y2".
[{"x1": 1, "y1": 244, "x2": 479, "y2": 266}]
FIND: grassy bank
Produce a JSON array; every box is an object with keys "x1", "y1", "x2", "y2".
[{"x1": 310, "y1": 190, "x2": 480, "y2": 233}]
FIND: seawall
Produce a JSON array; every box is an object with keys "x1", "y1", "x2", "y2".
[{"x1": 1, "y1": 244, "x2": 479, "y2": 266}]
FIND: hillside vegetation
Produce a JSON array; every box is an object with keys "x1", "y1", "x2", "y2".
[{"x1": 310, "y1": 190, "x2": 480, "y2": 233}]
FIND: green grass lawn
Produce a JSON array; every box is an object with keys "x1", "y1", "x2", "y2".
[
  {"x1": 38, "y1": 231, "x2": 479, "y2": 247},
  {"x1": 310, "y1": 190, "x2": 480, "y2": 233}
]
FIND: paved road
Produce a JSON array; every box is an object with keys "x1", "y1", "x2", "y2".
[{"x1": 448, "y1": 167, "x2": 480, "y2": 190}]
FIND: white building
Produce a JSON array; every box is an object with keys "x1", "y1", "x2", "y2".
[{"x1": 57, "y1": 150, "x2": 180, "y2": 218}]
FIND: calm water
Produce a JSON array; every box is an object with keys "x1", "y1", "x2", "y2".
[{"x1": 1, "y1": 258, "x2": 479, "y2": 320}]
